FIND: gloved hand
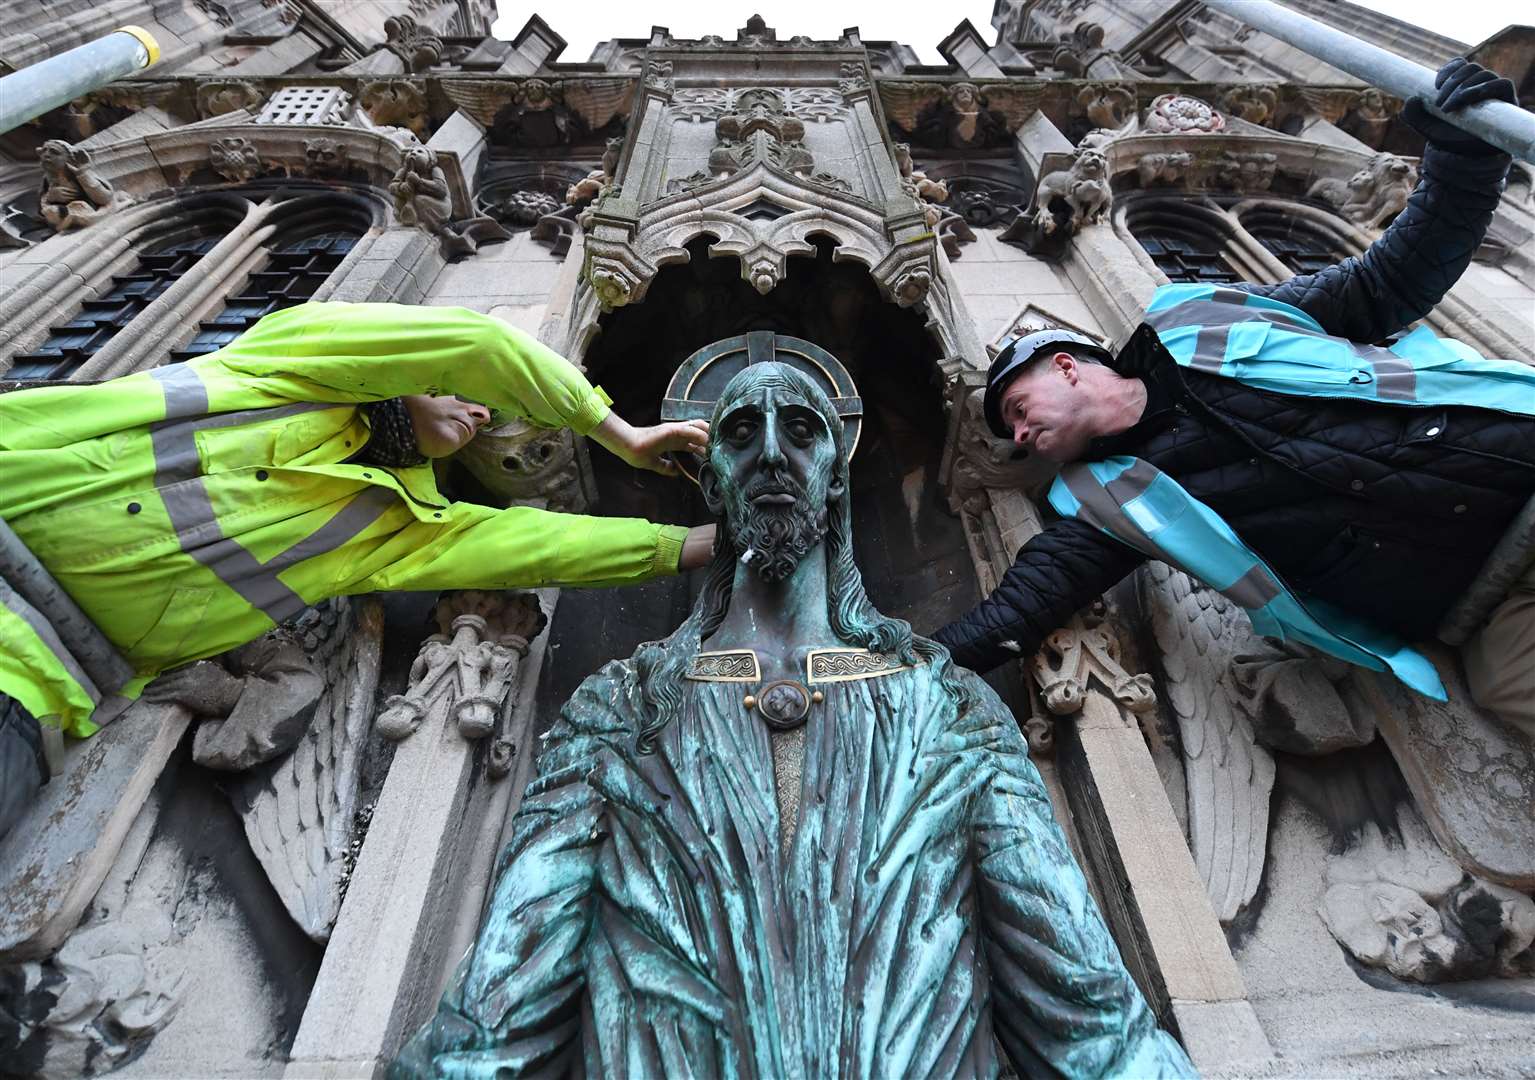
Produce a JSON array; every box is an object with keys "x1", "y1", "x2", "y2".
[{"x1": 1402, "y1": 57, "x2": 1517, "y2": 156}]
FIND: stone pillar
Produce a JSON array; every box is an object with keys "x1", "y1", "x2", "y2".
[{"x1": 285, "y1": 590, "x2": 555, "y2": 1078}]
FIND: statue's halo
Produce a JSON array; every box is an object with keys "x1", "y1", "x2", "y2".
[{"x1": 660, "y1": 331, "x2": 864, "y2": 482}]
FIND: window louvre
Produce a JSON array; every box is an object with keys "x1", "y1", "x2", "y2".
[
  {"x1": 171, "y1": 232, "x2": 358, "y2": 360},
  {"x1": 1135, "y1": 228, "x2": 1241, "y2": 284},
  {"x1": 7, "y1": 237, "x2": 222, "y2": 380}
]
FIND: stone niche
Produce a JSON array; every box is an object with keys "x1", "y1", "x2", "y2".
[{"x1": 537, "y1": 237, "x2": 982, "y2": 712}]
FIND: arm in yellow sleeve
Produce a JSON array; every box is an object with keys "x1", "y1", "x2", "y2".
[
  {"x1": 341, "y1": 503, "x2": 688, "y2": 594},
  {"x1": 209, "y1": 302, "x2": 612, "y2": 434}
]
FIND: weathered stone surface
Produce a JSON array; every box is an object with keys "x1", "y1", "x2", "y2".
[
  {"x1": 1360, "y1": 648, "x2": 1535, "y2": 890},
  {"x1": 1320, "y1": 812, "x2": 1535, "y2": 982},
  {"x1": 0, "y1": 702, "x2": 190, "y2": 962}
]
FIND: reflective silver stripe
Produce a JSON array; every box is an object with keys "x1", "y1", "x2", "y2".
[
  {"x1": 1354, "y1": 342, "x2": 1417, "y2": 402},
  {"x1": 1067, "y1": 461, "x2": 1282, "y2": 612},
  {"x1": 1147, "y1": 300, "x2": 1335, "y2": 340},
  {"x1": 0, "y1": 577, "x2": 100, "y2": 704},
  {"x1": 151, "y1": 363, "x2": 209, "y2": 420},
  {"x1": 1060, "y1": 464, "x2": 1159, "y2": 559},
  {"x1": 1184, "y1": 324, "x2": 1225, "y2": 373},
  {"x1": 1102, "y1": 458, "x2": 1165, "y2": 509},
  {"x1": 1222, "y1": 563, "x2": 1282, "y2": 609},
  {"x1": 147, "y1": 366, "x2": 397, "y2": 623}
]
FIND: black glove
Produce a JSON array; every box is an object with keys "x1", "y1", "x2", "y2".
[{"x1": 1402, "y1": 57, "x2": 1516, "y2": 156}]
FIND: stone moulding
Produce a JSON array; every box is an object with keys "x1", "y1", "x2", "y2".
[
  {"x1": 1036, "y1": 130, "x2": 1412, "y2": 212},
  {"x1": 578, "y1": 164, "x2": 939, "y2": 311},
  {"x1": 55, "y1": 124, "x2": 478, "y2": 222}
]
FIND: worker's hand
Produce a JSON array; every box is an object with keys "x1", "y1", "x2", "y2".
[
  {"x1": 1403, "y1": 58, "x2": 1517, "y2": 156},
  {"x1": 592, "y1": 414, "x2": 710, "y2": 477},
  {"x1": 680, "y1": 524, "x2": 717, "y2": 570},
  {"x1": 142, "y1": 660, "x2": 244, "y2": 716}
]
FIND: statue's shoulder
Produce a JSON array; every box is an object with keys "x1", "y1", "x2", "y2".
[{"x1": 552, "y1": 655, "x2": 646, "y2": 741}]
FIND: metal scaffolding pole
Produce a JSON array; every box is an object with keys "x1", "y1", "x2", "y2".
[
  {"x1": 0, "y1": 26, "x2": 161, "y2": 136},
  {"x1": 1200, "y1": 0, "x2": 1535, "y2": 165}
]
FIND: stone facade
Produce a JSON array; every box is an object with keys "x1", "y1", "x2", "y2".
[{"x1": 1, "y1": 1, "x2": 1532, "y2": 1076}]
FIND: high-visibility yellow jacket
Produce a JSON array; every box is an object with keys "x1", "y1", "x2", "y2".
[{"x1": 0, "y1": 302, "x2": 687, "y2": 738}]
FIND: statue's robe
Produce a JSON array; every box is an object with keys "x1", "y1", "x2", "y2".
[{"x1": 394, "y1": 647, "x2": 1194, "y2": 1079}]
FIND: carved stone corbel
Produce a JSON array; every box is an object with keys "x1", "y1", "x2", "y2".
[
  {"x1": 389, "y1": 145, "x2": 510, "y2": 260},
  {"x1": 453, "y1": 420, "x2": 595, "y2": 513},
  {"x1": 37, "y1": 140, "x2": 132, "y2": 231},
  {"x1": 358, "y1": 78, "x2": 429, "y2": 139},
  {"x1": 1033, "y1": 608, "x2": 1156, "y2": 718},
  {"x1": 1307, "y1": 153, "x2": 1417, "y2": 228},
  {"x1": 1076, "y1": 82, "x2": 1136, "y2": 130},
  {"x1": 643, "y1": 58, "x2": 674, "y2": 96},
  {"x1": 376, "y1": 591, "x2": 546, "y2": 751},
  {"x1": 1219, "y1": 85, "x2": 1279, "y2": 127},
  {"x1": 196, "y1": 79, "x2": 265, "y2": 119}
]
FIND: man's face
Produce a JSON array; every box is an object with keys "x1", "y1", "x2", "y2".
[
  {"x1": 997, "y1": 352, "x2": 1094, "y2": 463},
  {"x1": 704, "y1": 374, "x2": 842, "y2": 582},
  {"x1": 401, "y1": 394, "x2": 492, "y2": 458}
]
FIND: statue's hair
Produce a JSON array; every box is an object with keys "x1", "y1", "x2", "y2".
[{"x1": 633, "y1": 363, "x2": 976, "y2": 753}]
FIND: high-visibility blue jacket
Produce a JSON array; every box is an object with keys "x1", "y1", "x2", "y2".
[
  {"x1": 1048, "y1": 285, "x2": 1535, "y2": 699},
  {"x1": 934, "y1": 140, "x2": 1532, "y2": 678}
]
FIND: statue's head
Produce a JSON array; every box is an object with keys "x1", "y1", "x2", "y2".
[
  {"x1": 631, "y1": 359, "x2": 978, "y2": 754},
  {"x1": 698, "y1": 362, "x2": 847, "y2": 583}
]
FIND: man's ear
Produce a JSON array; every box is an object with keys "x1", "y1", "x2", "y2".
[
  {"x1": 698, "y1": 463, "x2": 724, "y2": 515},
  {"x1": 1053, "y1": 351, "x2": 1079, "y2": 384}
]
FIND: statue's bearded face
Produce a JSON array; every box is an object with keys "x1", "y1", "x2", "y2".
[{"x1": 702, "y1": 369, "x2": 844, "y2": 583}]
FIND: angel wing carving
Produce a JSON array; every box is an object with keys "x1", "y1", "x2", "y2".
[
  {"x1": 877, "y1": 82, "x2": 949, "y2": 136},
  {"x1": 976, "y1": 83, "x2": 1044, "y2": 130},
  {"x1": 230, "y1": 597, "x2": 385, "y2": 942},
  {"x1": 439, "y1": 79, "x2": 516, "y2": 127},
  {"x1": 1140, "y1": 561, "x2": 1275, "y2": 925},
  {"x1": 561, "y1": 78, "x2": 637, "y2": 132}
]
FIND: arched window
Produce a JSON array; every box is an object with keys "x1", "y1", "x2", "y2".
[
  {"x1": 8, "y1": 235, "x2": 225, "y2": 380},
  {"x1": 1133, "y1": 223, "x2": 1241, "y2": 284},
  {"x1": 172, "y1": 230, "x2": 360, "y2": 359},
  {"x1": 1242, "y1": 213, "x2": 1340, "y2": 276}
]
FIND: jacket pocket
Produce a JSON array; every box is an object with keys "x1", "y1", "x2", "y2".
[{"x1": 124, "y1": 586, "x2": 217, "y2": 670}]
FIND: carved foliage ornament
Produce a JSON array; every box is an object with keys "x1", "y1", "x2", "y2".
[
  {"x1": 197, "y1": 78, "x2": 264, "y2": 118},
  {"x1": 1145, "y1": 93, "x2": 1226, "y2": 135},
  {"x1": 208, "y1": 135, "x2": 264, "y2": 183},
  {"x1": 1032, "y1": 608, "x2": 1156, "y2": 717},
  {"x1": 1219, "y1": 84, "x2": 1279, "y2": 127}
]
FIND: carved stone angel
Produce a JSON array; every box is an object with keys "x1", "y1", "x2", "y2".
[{"x1": 140, "y1": 598, "x2": 385, "y2": 941}]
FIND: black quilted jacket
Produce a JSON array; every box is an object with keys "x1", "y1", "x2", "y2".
[{"x1": 935, "y1": 143, "x2": 1535, "y2": 674}]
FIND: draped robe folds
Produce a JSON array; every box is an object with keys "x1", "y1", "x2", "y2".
[{"x1": 393, "y1": 652, "x2": 1194, "y2": 1079}]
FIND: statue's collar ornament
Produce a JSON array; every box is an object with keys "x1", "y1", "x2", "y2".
[{"x1": 686, "y1": 648, "x2": 911, "y2": 730}]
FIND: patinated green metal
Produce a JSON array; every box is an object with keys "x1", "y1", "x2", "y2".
[{"x1": 392, "y1": 358, "x2": 1196, "y2": 1078}]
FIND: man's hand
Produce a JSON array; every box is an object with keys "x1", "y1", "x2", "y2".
[
  {"x1": 592, "y1": 414, "x2": 709, "y2": 477},
  {"x1": 1403, "y1": 58, "x2": 1517, "y2": 156},
  {"x1": 680, "y1": 524, "x2": 717, "y2": 570}
]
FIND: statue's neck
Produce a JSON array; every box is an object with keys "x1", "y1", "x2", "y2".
[{"x1": 706, "y1": 544, "x2": 837, "y2": 683}]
